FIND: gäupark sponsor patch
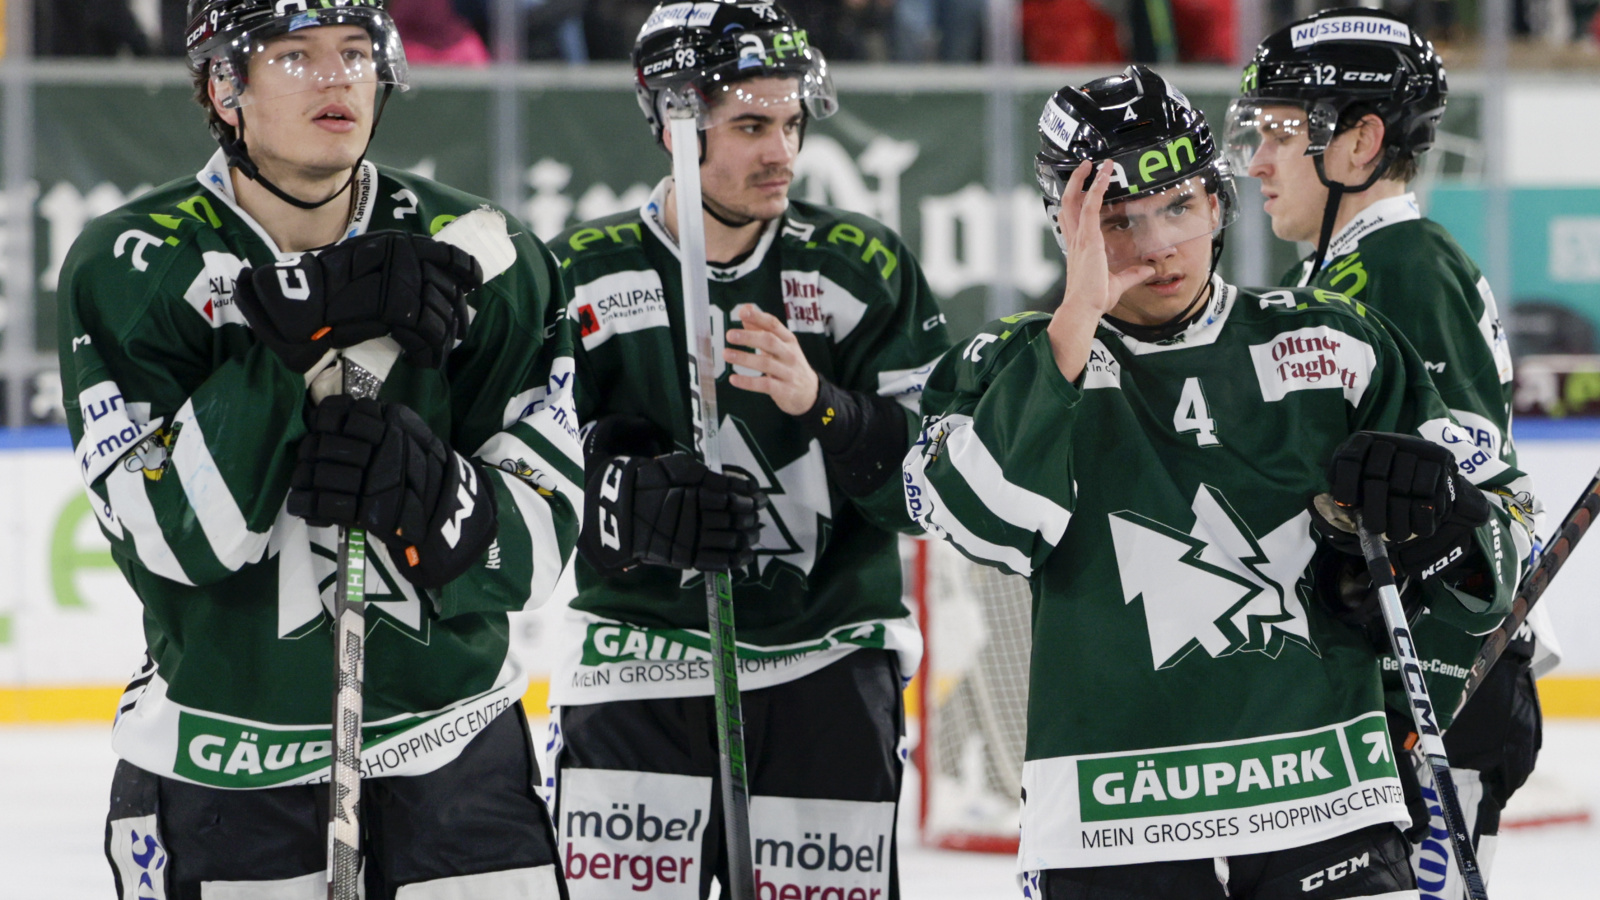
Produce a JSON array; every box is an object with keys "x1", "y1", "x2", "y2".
[
  {"x1": 1019, "y1": 712, "x2": 1409, "y2": 869},
  {"x1": 548, "y1": 613, "x2": 922, "y2": 705}
]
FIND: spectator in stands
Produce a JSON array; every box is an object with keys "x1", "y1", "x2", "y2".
[
  {"x1": 391, "y1": 0, "x2": 493, "y2": 65},
  {"x1": 35, "y1": 0, "x2": 151, "y2": 57},
  {"x1": 894, "y1": 0, "x2": 986, "y2": 61},
  {"x1": 1021, "y1": 0, "x2": 1123, "y2": 64}
]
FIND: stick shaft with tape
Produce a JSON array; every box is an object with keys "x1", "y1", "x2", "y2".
[
  {"x1": 1454, "y1": 467, "x2": 1600, "y2": 718},
  {"x1": 325, "y1": 210, "x2": 515, "y2": 899},
  {"x1": 326, "y1": 341, "x2": 396, "y2": 900},
  {"x1": 669, "y1": 107, "x2": 755, "y2": 900},
  {"x1": 1354, "y1": 514, "x2": 1489, "y2": 900}
]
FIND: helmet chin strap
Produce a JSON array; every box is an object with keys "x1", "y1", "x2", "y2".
[
  {"x1": 702, "y1": 194, "x2": 759, "y2": 229},
  {"x1": 1307, "y1": 147, "x2": 1394, "y2": 277},
  {"x1": 219, "y1": 85, "x2": 394, "y2": 212}
]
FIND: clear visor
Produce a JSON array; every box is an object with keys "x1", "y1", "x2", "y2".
[
  {"x1": 1046, "y1": 174, "x2": 1238, "y2": 271},
  {"x1": 210, "y1": 19, "x2": 408, "y2": 111},
  {"x1": 1222, "y1": 99, "x2": 1335, "y2": 175},
  {"x1": 659, "y1": 51, "x2": 837, "y2": 131}
]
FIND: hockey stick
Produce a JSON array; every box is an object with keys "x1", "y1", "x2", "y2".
[
  {"x1": 325, "y1": 336, "x2": 399, "y2": 900},
  {"x1": 324, "y1": 210, "x2": 517, "y2": 900},
  {"x1": 667, "y1": 99, "x2": 757, "y2": 900},
  {"x1": 1354, "y1": 514, "x2": 1490, "y2": 900},
  {"x1": 1452, "y1": 466, "x2": 1600, "y2": 719}
]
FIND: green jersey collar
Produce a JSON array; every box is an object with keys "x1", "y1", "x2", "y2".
[
  {"x1": 1322, "y1": 191, "x2": 1421, "y2": 268},
  {"x1": 196, "y1": 149, "x2": 381, "y2": 260},
  {"x1": 1101, "y1": 275, "x2": 1238, "y2": 355},
  {"x1": 641, "y1": 176, "x2": 783, "y2": 282}
]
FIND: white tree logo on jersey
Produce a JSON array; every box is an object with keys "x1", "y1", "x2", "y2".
[{"x1": 1109, "y1": 485, "x2": 1318, "y2": 670}]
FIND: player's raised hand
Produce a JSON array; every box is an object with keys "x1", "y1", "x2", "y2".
[
  {"x1": 1056, "y1": 161, "x2": 1155, "y2": 318},
  {"x1": 1045, "y1": 162, "x2": 1153, "y2": 382},
  {"x1": 724, "y1": 303, "x2": 821, "y2": 415}
]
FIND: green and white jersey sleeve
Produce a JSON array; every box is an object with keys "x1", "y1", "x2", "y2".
[
  {"x1": 58, "y1": 151, "x2": 580, "y2": 788},
  {"x1": 905, "y1": 280, "x2": 1531, "y2": 869},
  {"x1": 1285, "y1": 192, "x2": 1555, "y2": 676},
  {"x1": 546, "y1": 178, "x2": 952, "y2": 705}
]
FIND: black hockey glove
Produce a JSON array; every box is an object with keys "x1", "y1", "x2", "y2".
[
  {"x1": 580, "y1": 452, "x2": 766, "y2": 574},
  {"x1": 233, "y1": 231, "x2": 482, "y2": 373},
  {"x1": 1310, "y1": 431, "x2": 1490, "y2": 581},
  {"x1": 290, "y1": 396, "x2": 498, "y2": 589}
]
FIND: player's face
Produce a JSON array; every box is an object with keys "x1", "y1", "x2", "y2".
[
  {"x1": 1107, "y1": 180, "x2": 1222, "y2": 319},
  {"x1": 697, "y1": 78, "x2": 804, "y2": 222},
  {"x1": 1243, "y1": 104, "x2": 1327, "y2": 244},
  {"x1": 217, "y1": 26, "x2": 379, "y2": 181}
]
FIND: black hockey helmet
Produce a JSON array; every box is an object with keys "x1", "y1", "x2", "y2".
[
  {"x1": 1224, "y1": 6, "x2": 1446, "y2": 170},
  {"x1": 1035, "y1": 65, "x2": 1238, "y2": 269},
  {"x1": 187, "y1": 0, "x2": 408, "y2": 107},
  {"x1": 1224, "y1": 7, "x2": 1446, "y2": 273},
  {"x1": 631, "y1": 0, "x2": 837, "y2": 146},
  {"x1": 185, "y1": 0, "x2": 407, "y2": 210}
]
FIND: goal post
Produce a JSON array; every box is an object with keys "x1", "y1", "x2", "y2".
[{"x1": 908, "y1": 536, "x2": 1031, "y2": 854}]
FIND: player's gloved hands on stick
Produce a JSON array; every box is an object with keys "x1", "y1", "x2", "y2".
[
  {"x1": 233, "y1": 231, "x2": 482, "y2": 373},
  {"x1": 581, "y1": 449, "x2": 766, "y2": 573},
  {"x1": 1311, "y1": 430, "x2": 1490, "y2": 585},
  {"x1": 290, "y1": 396, "x2": 498, "y2": 589}
]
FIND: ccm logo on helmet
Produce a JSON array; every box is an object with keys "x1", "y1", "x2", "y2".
[{"x1": 1343, "y1": 71, "x2": 1394, "y2": 83}]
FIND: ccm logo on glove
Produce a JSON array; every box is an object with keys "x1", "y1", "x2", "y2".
[
  {"x1": 290, "y1": 396, "x2": 498, "y2": 588},
  {"x1": 233, "y1": 231, "x2": 483, "y2": 373}
]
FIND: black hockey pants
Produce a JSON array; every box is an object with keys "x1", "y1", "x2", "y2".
[{"x1": 104, "y1": 702, "x2": 565, "y2": 899}]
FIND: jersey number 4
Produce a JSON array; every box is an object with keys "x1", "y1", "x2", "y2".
[{"x1": 1174, "y1": 377, "x2": 1220, "y2": 447}]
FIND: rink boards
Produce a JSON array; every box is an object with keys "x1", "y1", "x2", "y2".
[{"x1": 2, "y1": 423, "x2": 1599, "y2": 723}]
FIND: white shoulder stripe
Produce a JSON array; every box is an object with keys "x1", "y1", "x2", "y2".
[
  {"x1": 497, "y1": 469, "x2": 570, "y2": 611},
  {"x1": 103, "y1": 466, "x2": 193, "y2": 585},
  {"x1": 172, "y1": 400, "x2": 271, "y2": 572},
  {"x1": 878, "y1": 360, "x2": 938, "y2": 411},
  {"x1": 939, "y1": 414, "x2": 1073, "y2": 545},
  {"x1": 474, "y1": 432, "x2": 583, "y2": 514},
  {"x1": 904, "y1": 421, "x2": 1036, "y2": 577}
]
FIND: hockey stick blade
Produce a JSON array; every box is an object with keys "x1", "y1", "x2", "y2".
[
  {"x1": 1354, "y1": 514, "x2": 1489, "y2": 900},
  {"x1": 668, "y1": 103, "x2": 757, "y2": 900},
  {"x1": 1454, "y1": 466, "x2": 1600, "y2": 718}
]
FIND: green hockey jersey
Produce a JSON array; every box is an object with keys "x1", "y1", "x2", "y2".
[
  {"x1": 1283, "y1": 194, "x2": 1516, "y2": 462},
  {"x1": 1283, "y1": 192, "x2": 1554, "y2": 693},
  {"x1": 547, "y1": 178, "x2": 951, "y2": 705},
  {"x1": 59, "y1": 151, "x2": 581, "y2": 789},
  {"x1": 905, "y1": 278, "x2": 1533, "y2": 869}
]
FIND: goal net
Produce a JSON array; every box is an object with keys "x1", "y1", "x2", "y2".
[{"x1": 909, "y1": 537, "x2": 1032, "y2": 853}]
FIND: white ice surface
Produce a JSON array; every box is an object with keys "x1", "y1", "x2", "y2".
[{"x1": 3, "y1": 721, "x2": 1597, "y2": 897}]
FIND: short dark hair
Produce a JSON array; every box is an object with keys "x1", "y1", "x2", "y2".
[
  {"x1": 190, "y1": 60, "x2": 236, "y2": 143},
  {"x1": 1336, "y1": 104, "x2": 1418, "y2": 184}
]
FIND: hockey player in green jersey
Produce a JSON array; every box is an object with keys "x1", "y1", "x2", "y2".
[
  {"x1": 905, "y1": 65, "x2": 1536, "y2": 899},
  {"x1": 1226, "y1": 10, "x2": 1550, "y2": 895},
  {"x1": 62, "y1": 1, "x2": 579, "y2": 895},
  {"x1": 546, "y1": 3, "x2": 951, "y2": 898}
]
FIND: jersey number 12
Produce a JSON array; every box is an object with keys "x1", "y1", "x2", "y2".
[{"x1": 1174, "y1": 377, "x2": 1220, "y2": 447}]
